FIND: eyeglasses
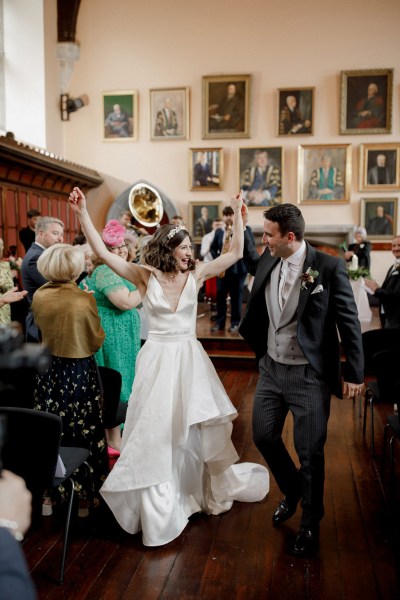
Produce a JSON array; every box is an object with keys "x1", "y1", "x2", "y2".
[{"x1": 109, "y1": 242, "x2": 127, "y2": 252}]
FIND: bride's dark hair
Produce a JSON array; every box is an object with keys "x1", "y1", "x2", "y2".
[{"x1": 143, "y1": 224, "x2": 196, "y2": 273}]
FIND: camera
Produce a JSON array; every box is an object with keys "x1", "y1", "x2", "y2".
[
  {"x1": 0, "y1": 324, "x2": 50, "y2": 407},
  {"x1": 0, "y1": 325, "x2": 50, "y2": 371}
]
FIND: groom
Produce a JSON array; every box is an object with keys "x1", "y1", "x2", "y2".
[{"x1": 239, "y1": 204, "x2": 364, "y2": 557}]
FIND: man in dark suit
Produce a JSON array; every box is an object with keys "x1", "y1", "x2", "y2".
[
  {"x1": 210, "y1": 206, "x2": 251, "y2": 333},
  {"x1": 239, "y1": 204, "x2": 364, "y2": 557},
  {"x1": 0, "y1": 470, "x2": 36, "y2": 600},
  {"x1": 364, "y1": 235, "x2": 400, "y2": 328},
  {"x1": 21, "y1": 216, "x2": 64, "y2": 341},
  {"x1": 18, "y1": 209, "x2": 41, "y2": 253}
]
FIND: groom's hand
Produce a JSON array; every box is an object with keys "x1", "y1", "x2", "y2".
[{"x1": 343, "y1": 381, "x2": 364, "y2": 399}]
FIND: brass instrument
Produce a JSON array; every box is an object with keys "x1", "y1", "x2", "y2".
[{"x1": 128, "y1": 182, "x2": 164, "y2": 228}]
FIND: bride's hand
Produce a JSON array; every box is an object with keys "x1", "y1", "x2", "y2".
[
  {"x1": 230, "y1": 190, "x2": 243, "y2": 213},
  {"x1": 69, "y1": 187, "x2": 87, "y2": 213}
]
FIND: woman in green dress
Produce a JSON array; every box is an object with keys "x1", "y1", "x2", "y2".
[{"x1": 83, "y1": 220, "x2": 142, "y2": 451}]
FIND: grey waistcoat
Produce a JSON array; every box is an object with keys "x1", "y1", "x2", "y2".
[{"x1": 265, "y1": 262, "x2": 308, "y2": 365}]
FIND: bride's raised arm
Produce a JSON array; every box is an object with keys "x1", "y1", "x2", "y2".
[
  {"x1": 196, "y1": 191, "x2": 245, "y2": 282},
  {"x1": 69, "y1": 187, "x2": 148, "y2": 289}
]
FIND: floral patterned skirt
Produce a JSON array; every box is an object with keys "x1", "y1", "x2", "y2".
[{"x1": 34, "y1": 355, "x2": 109, "y2": 500}]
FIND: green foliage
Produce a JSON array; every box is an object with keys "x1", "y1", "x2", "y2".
[{"x1": 347, "y1": 267, "x2": 370, "y2": 281}]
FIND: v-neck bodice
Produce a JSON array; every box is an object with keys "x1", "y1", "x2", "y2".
[{"x1": 142, "y1": 273, "x2": 197, "y2": 337}]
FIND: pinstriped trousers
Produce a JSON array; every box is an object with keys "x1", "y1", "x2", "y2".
[{"x1": 252, "y1": 354, "x2": 331, "y2": 530}]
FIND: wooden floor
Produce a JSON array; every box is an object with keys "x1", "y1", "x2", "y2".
[
  {"x1": 22, "y1": 305, "x2": 398, "y2": 598},
  {"x1": 25, "y1": 358, "x2": 400, "y2": 599}
]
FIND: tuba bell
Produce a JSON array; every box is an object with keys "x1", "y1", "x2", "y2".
[{"x1": 128, "y1": 182, "x2": 164, "y2": 228}]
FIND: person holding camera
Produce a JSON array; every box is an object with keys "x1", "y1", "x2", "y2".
[{"x1": 0, "y1": 470, "x2": 36, "y2": 599}]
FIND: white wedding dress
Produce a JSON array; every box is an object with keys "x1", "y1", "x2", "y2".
[{"x1": 100, "y1": 272, "x2": 269, "y2": 546}]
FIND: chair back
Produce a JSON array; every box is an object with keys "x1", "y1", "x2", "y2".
[
  {"x1": 372, "y1": 350, "x2": 400, "y2": 403},
  {"x1": 0, "y1": 367, "x2": 37, "y2": 408},
  {"x1": 362, "y1": 329, "x2": 399, "y2": 377},
  {"x1": 97, "y1": 366, "x2": 123, "y2": 429},
  {"x1": 0, "y1": 407, "x2": 61, "y2": 505}
]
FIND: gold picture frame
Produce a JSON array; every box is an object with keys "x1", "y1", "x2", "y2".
[
  {"x1": 340, "y1": 68, "x2": 393, "y2": 135},
  {"x1": 277, "y1": 87, "x2": 314, "y2": 136},
  {"x1": 188, "y1": 201, "x2": 222, "y2": 243},
  {"x1": 361, "y1": 197, "x2": 398, "y2": 240},
  {"x1": 189, "y1": 148, "x2": 223, "y2": 191},
  {"x1": 298, "y1": 144, "x2": 352, "y2": 204},
  {"x1": 150, "y1": 87, "x2": 189, "y2": 140},
  {"x1": 202, "y1": 74, "x2": 251, "y2": 139},
  {"x1": 359, "y1": 143, "x2": 400, "y2": 192},
  {"x1": 239, "y1": 146, "x2": 283, "y2": 208},
  {"x1": 102, "y1": 90, "x2": 138, "y2": 141}
]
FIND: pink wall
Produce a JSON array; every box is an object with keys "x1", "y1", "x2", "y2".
[{"x1": 54, "y1": 0, "x2": 400, "y2": 280}]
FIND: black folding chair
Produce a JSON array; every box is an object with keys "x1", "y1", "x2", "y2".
[
  {"x1": 98, "y1": 366, "x2": 127, "y2": 429},
  {"x1": 382, "y1": 414, "x2": 400, "y2": 494},
  {"x1": 0, "y1": 407, "x2": 90, "y2": 584},
  {"x1": 363, "y1": 350, "x2": 400, "y2": 456},
  {"x1": 362, "y1": 329, "x2": 398, "y2": 380}
]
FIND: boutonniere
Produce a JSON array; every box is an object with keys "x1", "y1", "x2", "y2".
[{"x1": 300, "y1": 267, "x2": 319, "y2": 291}]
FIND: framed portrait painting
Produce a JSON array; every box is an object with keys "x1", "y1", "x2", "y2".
[
  {"x1": 202, "y1": 74, "x2": 251, "y2": 139},
  {"x1": 361, "y1": 197, "x2": 397, "y2": 239},
  {"x1": 102, "y1": 90, "x2": 138, "y2": 141},
  {"x1": 359, "y1": 143, "x2": 400, "y2": 192},
  {"x1": 340, "y1": 68, "x2": 393, "y2": 135},
  {"x1": 189, "y1": 201, "x2": 222, "y2": 242},
  {"x1": 239, "y1": 147, "x2": 283, "y2": 208},
  {"x1": 189, "y1": 148, "x2": 223, "y2": 191},
  {"x1": 278, "y1": 88, "x2": 314, "y2": 136},
  {"x1": 298, "y1": 144, "x2": 352, "y2": 204},
  {"x1": 150, "y1": 87, "x2": 189, "y2": 140}
]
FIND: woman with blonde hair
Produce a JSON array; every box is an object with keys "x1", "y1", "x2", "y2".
[{"x1": 32, "y1": 243, "x2": 108, "y2": 510}]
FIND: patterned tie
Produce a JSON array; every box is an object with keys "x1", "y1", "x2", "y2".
[
  {"x1": 278, "y1": 259, "x2": 289, "y2": 310},
  {"x1": 217, "y1": 227, "x2": 232, "y2": 278}
]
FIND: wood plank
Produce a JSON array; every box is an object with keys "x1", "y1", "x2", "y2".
[{"x1": 25, "y1": 360, "x2": 399, "y2": 599}]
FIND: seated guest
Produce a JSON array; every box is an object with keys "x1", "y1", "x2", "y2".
[
  {"x1": 343, "y1": 227, "x2": 371, "y2": 270},
  {"x1": 83, "y1": 220, "x2": 142, "y2": 452},
  {"x1": 31, "y1": 244, "x2": 108, "y2": 513}
]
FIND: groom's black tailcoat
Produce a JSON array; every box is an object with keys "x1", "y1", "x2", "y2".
[{"x1": 239, "y1": 238, "x2": 364, "y2": 399}]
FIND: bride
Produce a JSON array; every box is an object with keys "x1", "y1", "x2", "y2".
[{"x1": 69, "y1": 187, "x2": 269, "y2": 546}]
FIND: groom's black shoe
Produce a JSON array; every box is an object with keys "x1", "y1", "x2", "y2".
[
  {"x1": 290, "y1": 527, "x2": 319, "y2": 557},
  {"x1": 272, "y1": 497, "x2": 299, "y2": 527}
]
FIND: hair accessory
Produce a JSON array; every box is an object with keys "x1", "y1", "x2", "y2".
[
  {"x1": 166, "y1": 225, "x2": 187, "y2": 240},
  {"x1": 102, "y1": 220, "x2": 126, "y2": 246}
]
